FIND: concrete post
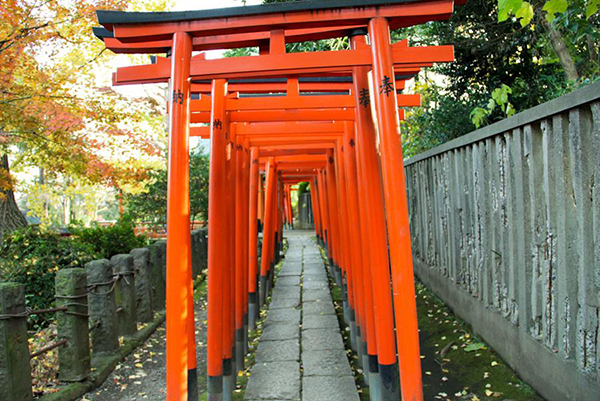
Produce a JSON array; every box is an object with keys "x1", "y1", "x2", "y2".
[
  {"x1": 55, "y1": 268, "x2": 91, "y2": 382},
  {"x1": 111, "y1": 254, "x2": 137, "y2": 336},
  {"x1": 131, "y1": 248, "x2": 153, "y2": 323},
  {"x1": 0, "y1": 283, "x2": 33, "y2": 401},
  {"x1": 152, "y1": 240, "x2": 167, "y2": 310},
  {"x1": 156, "y1": 239, "x2": 167, "y2": 282},
  {"x1": 147, "y1": 243, "x2": 165, "y2": 311},
  {"x1": 199, "y1": 228, "x2": 208, "y2": 272},
  {"x1": 191, "y1": 230, "x2": 200, "y2": 280},
  {"x1": 86, "y1": 259, "x2": 119, "y2": 355}
]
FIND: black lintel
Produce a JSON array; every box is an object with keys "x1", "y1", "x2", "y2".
[{"x1": 97, "y1": 0, "x2": 421, "y2": 27}]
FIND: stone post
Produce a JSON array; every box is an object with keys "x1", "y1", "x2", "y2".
[
  {"x1": 191, "y1": 230, "x2": 200, "y2": 280},
  {"x1": 200, "y1": 228, "x2": 208, "y2": 271},
  {"x1": 85, "y1": 259, "x2": 119, "y2": 355},
  {"x1": 148, "y1": 240, "x2": 166, "y2": 310},
  {"x1": 0, "y1": 283, "x2": 33, "y2": 401},
  {"x1": 146, "y1": 244, "x2": 166, "y2": 311},
  {"x1": 130, "y1": 248, "x2": 153, "y2": 323},
  {"x1": 111, "y1": 255, "x2": 137, "y2": 336},
  {"x1": 55, "y1": 268, "x2": 91, "y2": 382},
  {"x1": 157, "y1": 239, "x2": 167, "y2": 284}
]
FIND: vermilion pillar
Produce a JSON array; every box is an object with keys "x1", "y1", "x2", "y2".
[
  {"x1": 241, "y1": 143, "x2": 250, "y2": 354},
  {"x1": 166, "y1": 31, "x2": 192, "y2": 401},
  {"x1": 234, "y1": 141, "x2": 246, "y2": 373},
  {"x1": 248, "y1": 148, "x2": 260, "y2": 330},
  {"x1": 311, "y1": 177, "x2": 322, "y2": 241},
  {"x1": 325, "y1": 153, "x2": 340, "y2": 276},
  {"x1": 369, "y1": 17, "x2": 423, "y2": 401},
  {"x1": 350, "y1": 31, "x2": 398, "y2": 401},
  {"x1": 334, "y1": 139, "x2": 354, "y2": 333},
  {"x1": 342, "y1": 122, "x2": 364, "y2": 354},
  {"x1": 259, "y1": 158, "x2": 276, "y2": 306},
  {"x1": 207, "y1": 78, "x2": 227, "y2": 401},
  {"x1": 317, "y1": 171, "x2": 329, "y2": 249},
  {"x1": 223, "y1": 136, "x2": 236, "y2": 400}
]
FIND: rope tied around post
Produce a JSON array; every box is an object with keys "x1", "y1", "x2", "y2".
[
  {"x1": 0, "y1": 310, "x2": 29, "y2": 320},
  {"x1": 54, "y1": 295, "x2": 90, "y2": 318},
  {"x1": 114, "y1": 271, "x2": 135, "y2": 286}
]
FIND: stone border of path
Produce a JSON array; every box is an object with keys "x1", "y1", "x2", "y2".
[
  {"x1": 244, "y1": 232, "x2": 359, "y2": 401},
  {"x1": 39, "y1": 273, "x2": 207, "y2": 401}
]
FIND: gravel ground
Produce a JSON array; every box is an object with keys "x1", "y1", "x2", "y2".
[{"x1": 80, "y1": 284, "x2": 208, "y2": 401}]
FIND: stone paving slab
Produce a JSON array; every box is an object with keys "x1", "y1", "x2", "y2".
[
  {"x1": 269, "y1": 297, "x2": 301, "y2": 309},
  {"x1": 302, "y1": 314, "x2": 339, "y2": 329},
  {"x1": 303, "y1": 273, "x2": 327, "y2": 280},
  {"x1": 276, "y1": 276, "x2": 301, "y2": 286},
  {"x1": 245, "y1": 361, "x2": 301, "y2": 401},
  {"x1": 278, "y1": 269, "x2": 303, "y2": 277},
  {"x1": 255, "y1": 339, "x2": 299, "y2": 363},
  {"x1": 266, "y1": 309, "x2": 301, "y2": 324},
  {"x1": 260, "y1": 322, "x2": 299, "y2": 341},
  {"x1": 271, "y1": 286, "x2": 300, "y2": 299},
  {"x1": 303, "y1": 300, "x2": 335, "y2": 315},
  {"x1": 303, "y1": 262, "x2": 324, "y2": 269},
  {"x1": 302, "y1": 376, "x2": 360, "y2": 401},
  {"x1": 302, "y1": 281, "x2": 329, "y2": 290},
  {"x1": 303, "y1": 290, "x2": 332, "y2": 303},
  {"x1": 302, "y1": 329, "x2": 345, "y2": 350},
  {"x1": 246, "y1": 231, "x2": 358, "y2": 401},
  {"x1": 302, "y1": 349, "x2": 353, "y2": 377},
  {"x1": 271, "y1": 294, "x2": 301, "y2": 307}
]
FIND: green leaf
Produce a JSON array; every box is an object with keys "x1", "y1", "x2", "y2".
[
  {"x1": 498, "y1": 0, "x2": 524, "y2": 22},
  {"x1": 506, "y1": 103, "x2": 516, "y2": 117},
  {"x1": 516, "y1": 2, "x2": 534, "y2": 26},
  {"x1": 587, "y1": 0, "x2": 600, "y2": 18},
  {"x1": 470, "y1": 107, "x2": 488, "y2": 128},
  {"x1": 543, "y1": 0, "x2": 568, "y2": 23},
  {"x1": 465, "y1": 342, "x2": 486, "y2": 352}
]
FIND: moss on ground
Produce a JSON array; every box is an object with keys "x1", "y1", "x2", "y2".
[
  {"x1": 317, "y1": 238, "x2": 543, "y2": 401},
  {"x1": 415, "y1": 282, "x2": 542, "y2": 400}
]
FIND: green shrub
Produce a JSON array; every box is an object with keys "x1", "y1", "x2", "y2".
[
  {"x1": 0, "y1": 227, "x2": 99, "y2": 329},
  {"x1": 70, "y1": 216, "x2": 148, "y2": 260}
]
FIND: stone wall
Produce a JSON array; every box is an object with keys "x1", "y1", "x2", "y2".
[{"x1": 404, "y1": 82, "x2": 600, "y2": 401}]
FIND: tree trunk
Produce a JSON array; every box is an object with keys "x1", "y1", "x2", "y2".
[
  {"x1": 540, "y1": 17, "x2": 580, "y2": 82},
  {"x1": 0, "y1": 153, "x2": 27, "y2": 241},
  {"x1": 587, "y1": 34, "x2": 599, "y2": 71}
]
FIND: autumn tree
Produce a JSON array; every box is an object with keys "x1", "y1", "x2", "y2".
[{"x1": 0, "y1": 0, "x2": 168, "y2": 239}]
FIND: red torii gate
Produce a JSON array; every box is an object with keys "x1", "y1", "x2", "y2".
[{"x1": 95, "y1": 1, "x2": 460, "y2": 400}]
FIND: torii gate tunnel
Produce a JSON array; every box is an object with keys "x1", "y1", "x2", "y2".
[{"x1": 95, "y1": 0, "x2": 462, "y2": 399}]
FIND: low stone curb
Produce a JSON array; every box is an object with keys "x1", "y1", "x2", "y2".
[{"x1": 38, "y1": 310, "x2": 167, "y2": 401}]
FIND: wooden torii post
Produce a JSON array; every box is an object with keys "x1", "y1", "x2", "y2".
[{"x1": 95, "y1": 1, "x2": 461, "y2": 400}]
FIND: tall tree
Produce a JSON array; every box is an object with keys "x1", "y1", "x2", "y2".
[
  {"x1": 0, "y1": 154, "x2": 27, "y2": 239},
  {"x1": 0, "y1": 0, "x2": 167, "y2": 238}
]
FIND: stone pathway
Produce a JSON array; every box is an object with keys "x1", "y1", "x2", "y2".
[{"x1": 244, "y1": 230, "x2": 359, "y2": 401}]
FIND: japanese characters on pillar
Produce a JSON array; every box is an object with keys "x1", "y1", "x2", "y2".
[
  {"x1": 369, "y1": 17, "x2": 424, "y2": 401},
  {"x1": 207, "y1": 78, "x2": 228, "y2": 401}
]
